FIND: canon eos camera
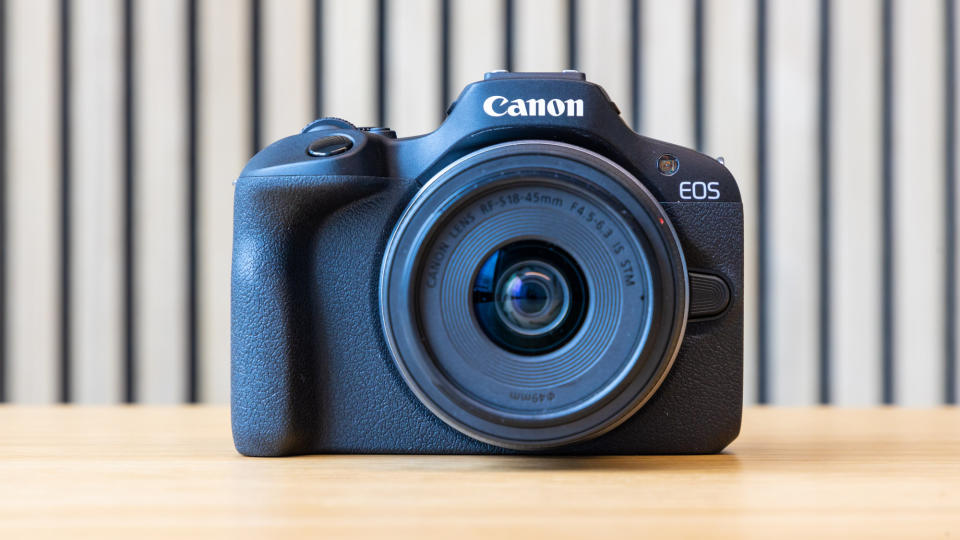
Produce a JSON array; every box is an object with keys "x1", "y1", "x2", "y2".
[{"x1": 231, "y1": 72, "x2": 743, "y2": 455}]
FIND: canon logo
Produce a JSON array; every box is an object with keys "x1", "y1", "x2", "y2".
[{"x1": 482, "y1": 96, "x2": 584, "y2": 118}]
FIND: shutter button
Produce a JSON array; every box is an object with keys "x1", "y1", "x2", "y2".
[{"x1": 307, "y1": 135, "x2": 353, "y2": 157}]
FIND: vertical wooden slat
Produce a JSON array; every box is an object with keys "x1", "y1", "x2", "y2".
[
  {"x1": 261, "y1": 0, "x2": 311, "y2": 146},
  {"x1": 642, "y1": 0, "x2": 695, "y2": 148},
  {"x1": 449, "y1": 0, "x2": 503, "y2": 98},
  {"x1": 703, "y1": 0, "x2": 758, "y2": 405},
  {"x1": 323, "y1": 0, "x2": 377, "y2": 127},
  {"x1": 830, "y1": 0, "x2": 882, "y2": 405},
  {"x1": 386, "y1": 0, "x2": 441, "y2": 136},
  {"x1": 514, "y1": 0, "x2": 567, "y2": 71},
  {"x1": 768, "y1": 0, "x2": 819, "y2": 405},
  {"x1": 199, "y1": 0, "x2": 250, "y2": 404},
  {"x1": 578, "y1": 0, "x2": 632, "y2": 131},
  {"x1": 893, "y1": 0, "x2": 945, "y2": 406},
  {"x1": 6, "y1": 0, "x2": 60, "y2": 403},
  {"x1": 134, "y1": 0, "x2": 187, "y2": 403},
  {"x1": 71, "y1": 0, "x2": 124, "y2": 403}
]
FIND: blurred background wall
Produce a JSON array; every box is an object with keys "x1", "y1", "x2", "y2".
[{"x1": 0, "y1": 0, "x2": 957, "y2": 406}]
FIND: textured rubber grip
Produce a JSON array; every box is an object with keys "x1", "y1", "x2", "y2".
[{"x1": 230, "y1": 175, "x2": 396, "y2": 456}]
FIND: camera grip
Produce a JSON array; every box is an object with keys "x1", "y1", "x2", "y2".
[{"x1": 231, "y1": 175, "x2": 396, "y2": 456}]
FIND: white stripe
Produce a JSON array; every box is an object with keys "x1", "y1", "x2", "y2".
[
  {"x1": 262, "y1": 0, "x2": 312, "y2": 145},
  {"x1": 71, "y1": 0, "x2": 124, "y2": 403},
  {"x1": 768, "y1": 0, "x2": 819, "y2": 405},
  {"x1": 134, "y1": 0, "x2": 187, "y2": 403},
  {"x1": 6, "y1": 0, "x2": 60, "y2": 403},
  {"x1": 449, "y1": 0, "x2": 504, "y2": 100},
  {"x1": 703, "y1": 0, "x2": 758, "y2": 404},
  {"x1": 387, "y1": 0, "x2": 441, "y2": 136},
  {"x1": 893, "y1": 0, "x2": 945, "y2": 406},
  {"x1": 514, "y1": 0, "x2": 568, "y2": 71},
  {"x1": 641, "y1": 0, "x2": 694, "y2": 147},
  {"x1": 578, "y1": 0, "x2": 632, "y2": 131},
  {"x1": 831, "y1": 0, "x2": 882, "y2": 405},
  {"x1": 323, "y1": 0, "x2": 377, "y2": 126},
  {"x1": 199, "y1": 0, "x2": 251, "y2": 403}
]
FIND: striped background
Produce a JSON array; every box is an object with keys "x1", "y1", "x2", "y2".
[{"x1": 0, "y1": 0, "x2": 957, "y2": 406}]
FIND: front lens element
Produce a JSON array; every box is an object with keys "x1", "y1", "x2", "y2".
[
  {"x1": 496, "y1": 260, "x2": 569, "y2": 335},
  {"x1": 473, "y1": 241, "x2": 587, "y2": 355}
]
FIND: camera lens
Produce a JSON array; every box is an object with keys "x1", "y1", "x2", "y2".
[
  {"x1": 380, "y1": 141, "x2": 688, "y2": 450},
  {"x1": 473, "y1": 241, "x2": 587, "y2": 354},
  {"x1": 497, "y1": 262, "x2": 563, "y2": 333}
]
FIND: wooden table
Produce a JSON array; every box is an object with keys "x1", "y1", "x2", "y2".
[{"x1": 0, "y1": 407, "x2": 958, "y2": 538}]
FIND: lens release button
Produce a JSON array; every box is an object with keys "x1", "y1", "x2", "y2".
[
  {"x1": 306, "y1": 135, "x2": 353, "y2": 157},
  {"x1": 688, "y1": 272, "x2": 731, "y2": 319}
]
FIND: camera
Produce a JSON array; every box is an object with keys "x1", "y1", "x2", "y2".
[{"x1": 231, "y1": 71, "x2": 743, "y2": 455}]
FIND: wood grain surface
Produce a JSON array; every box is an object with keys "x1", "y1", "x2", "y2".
[{"x1": 0, "y1": 407, "x2": 957, "y2": 538}]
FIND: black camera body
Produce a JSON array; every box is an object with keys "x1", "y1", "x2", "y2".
[{"x1": 231, "y1": 72, "x2": 743, "y2": 456}]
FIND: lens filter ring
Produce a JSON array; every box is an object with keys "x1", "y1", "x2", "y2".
[{"x1": 380, "y1": 141, "x2": 688, "y2": 450}]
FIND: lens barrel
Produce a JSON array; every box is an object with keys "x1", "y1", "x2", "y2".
[{"x1": 380, "y1": 141, "x2": 688, "y2": 450}]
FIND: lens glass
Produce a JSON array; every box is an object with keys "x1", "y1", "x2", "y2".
[
  {"x1": 473, "y1": 240, "x2": 587, "y2": 355},
  {"x1": 496, "y1": 260, "x2": 567, "y2": 334}
]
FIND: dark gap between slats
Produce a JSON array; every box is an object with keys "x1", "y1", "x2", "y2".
[
  {"x1": 818, "y1": 0, "x2": 832, "y2": 404},
  {"x1": 123, "y1": 0, "x2": 136, "y2": 403},
  {"x1": 504, "y1": 0, "x2": 514, "y2": 71},
  {"x1": 250, "y1": 0, "x2": 262, "y2": 155},
  {"x1": 630, "y1": 0, "x2": 641, "y2": 132},
  {"x1": 693, "y1": 0, "x2": 704, "y2": 152},
  {"x1": 314, "y1": 0, "x2": 323, "y2": 119},
  {"x1": 377, "y1": 0, "x2": 386, "y2": 127},
  {"x1": 567, "y1": 0, "x2": 577, "y2": 70},
  {"x1": 881, "y1": 0, "x2": 895, "y2": 404},
  {"x1": 755, "y1": 0, "x2": 770, "y2": 404},
  {"x1": 59, "y1": 0, "x2": 72, "y2": 403},
  {"x1": 440, "y1": 0, "x2": 451, "y2": 113},
  {"x1": 945, "y1": 0, "x2": 957, "y2": 404},
  {"x1": 186, "y1": 0, "x2": 199, "y2": 403}
]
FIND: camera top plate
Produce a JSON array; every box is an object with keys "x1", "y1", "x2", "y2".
[{"x1": 237, "y1": 73, "x2": 740, "y2": 206}]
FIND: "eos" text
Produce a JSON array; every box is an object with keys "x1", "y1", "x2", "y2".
[{"x1": 679, "y1": 181, "x2": 720, "y2": 200}]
